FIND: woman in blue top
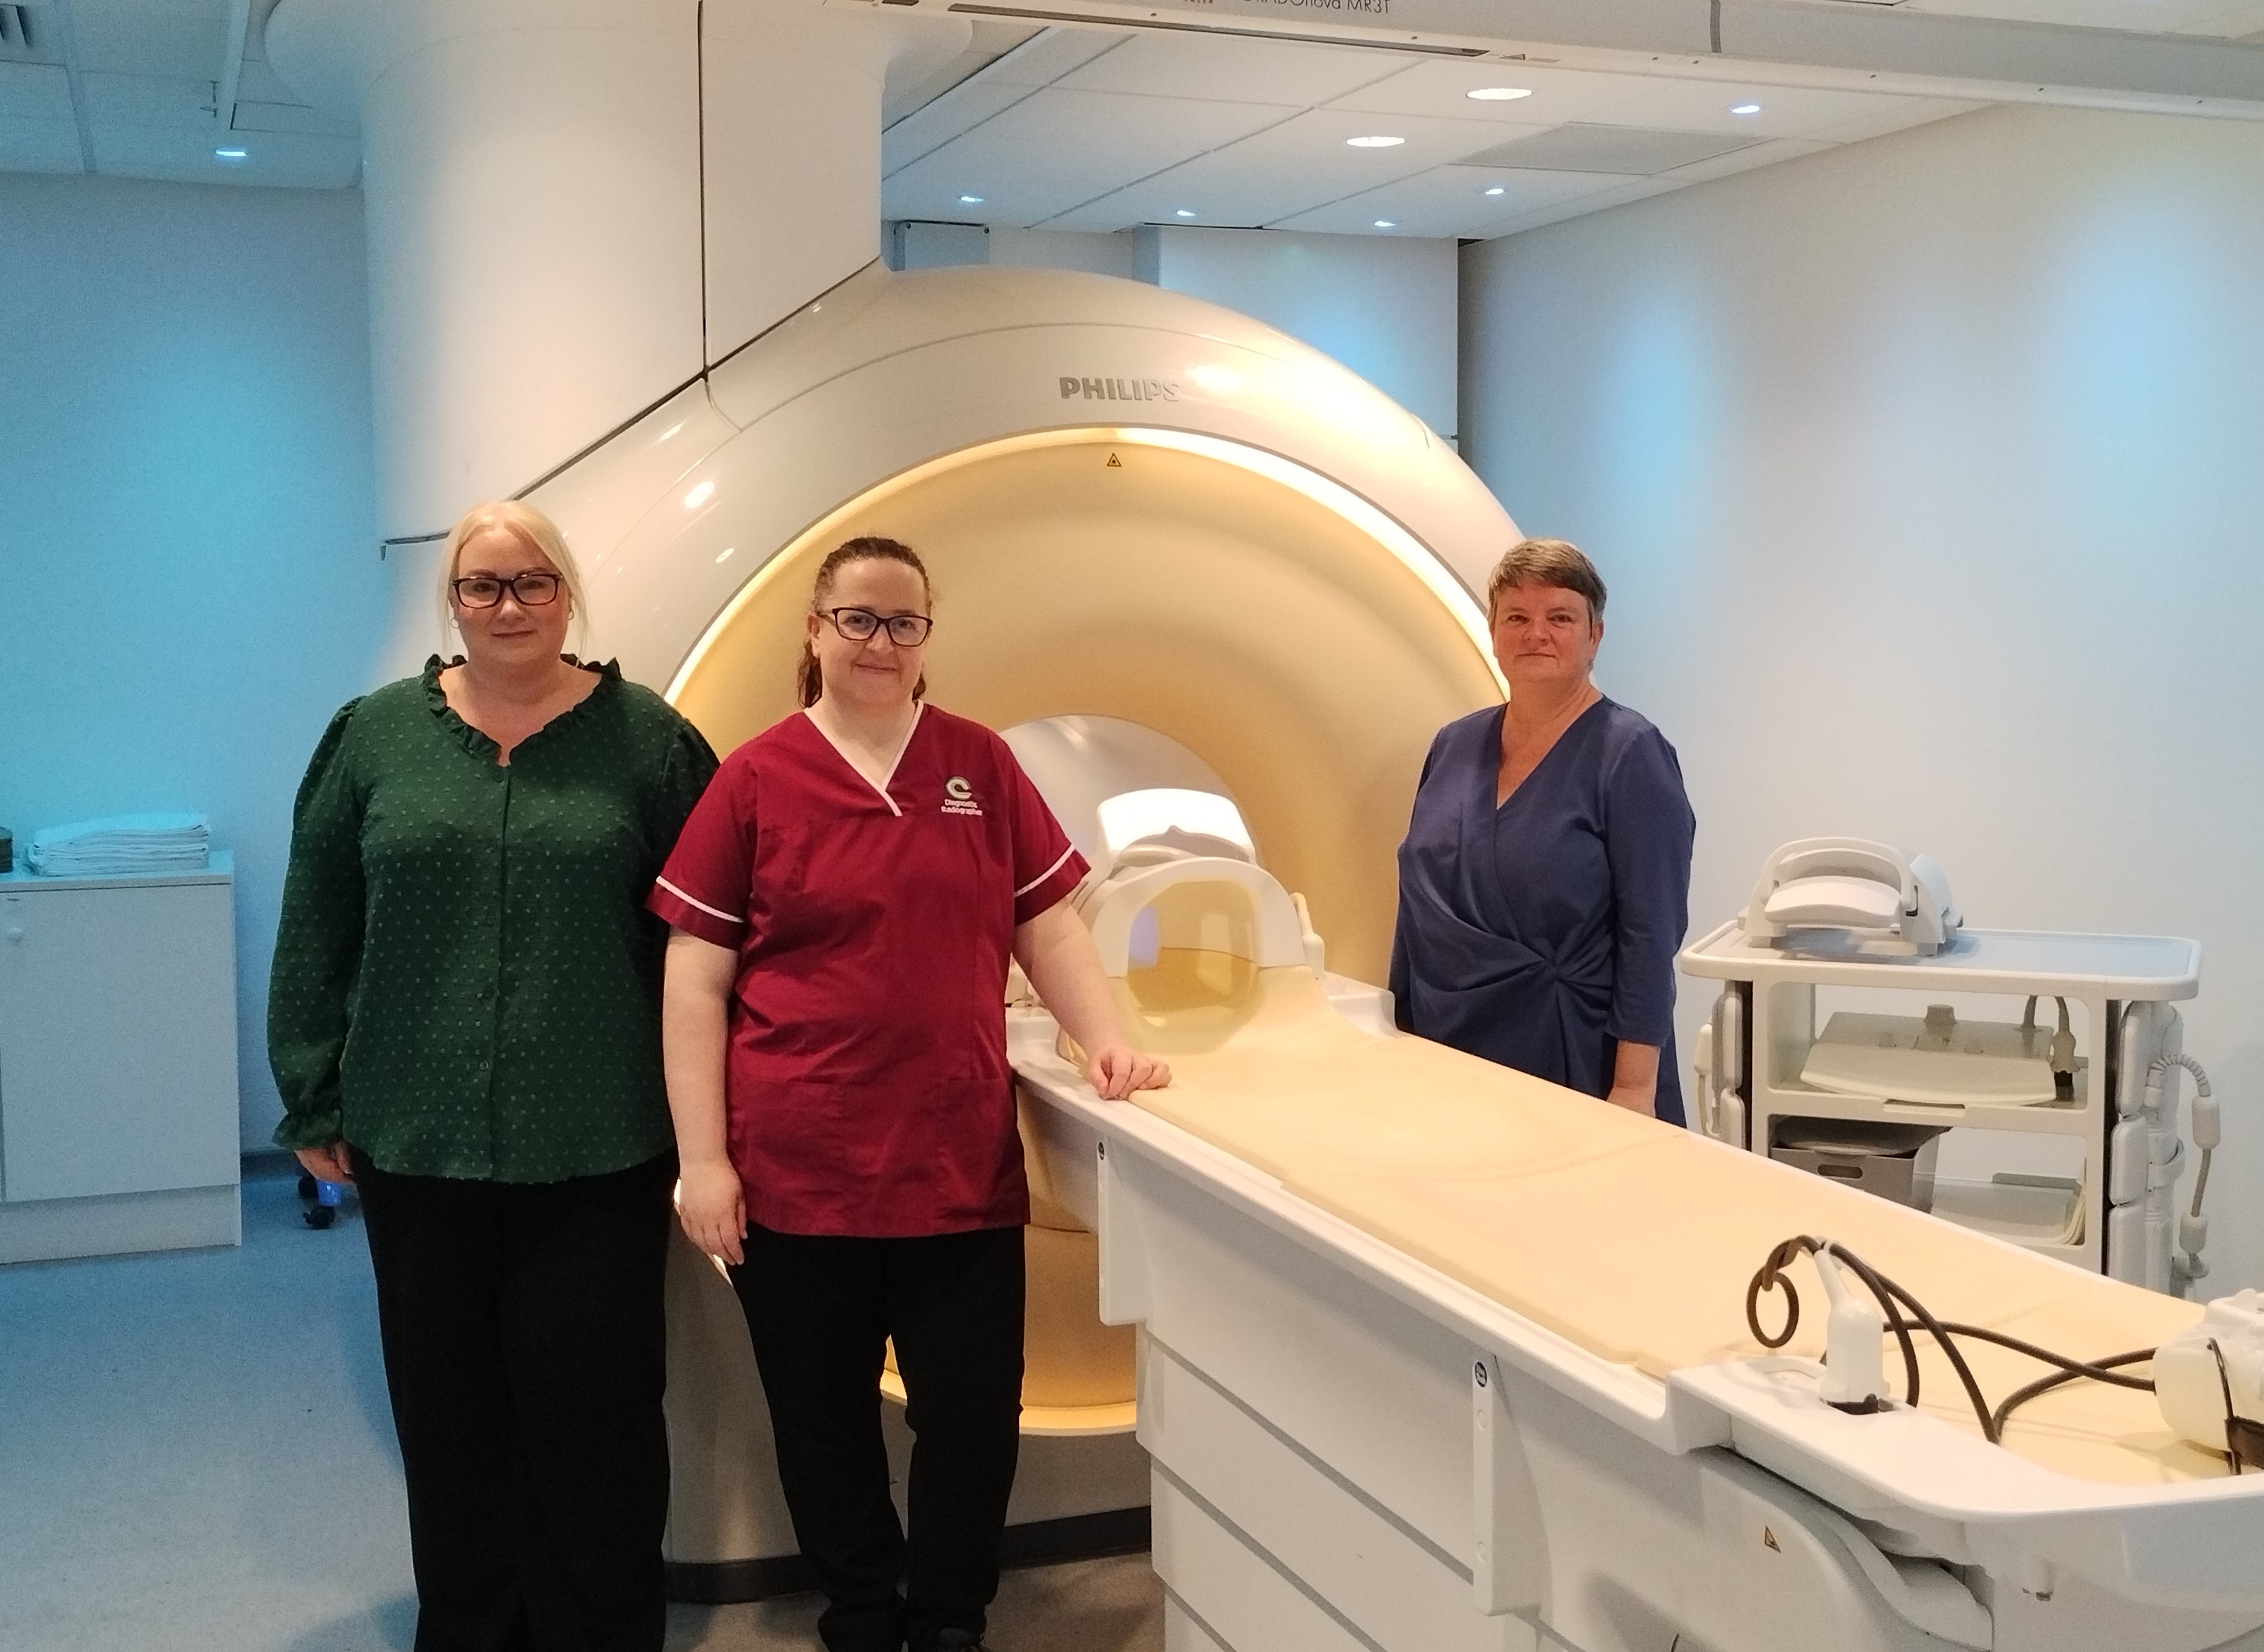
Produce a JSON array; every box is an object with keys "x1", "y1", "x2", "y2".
[{"x1": 1390, "y1": 538, "x2": 1696, "y2": 1123}]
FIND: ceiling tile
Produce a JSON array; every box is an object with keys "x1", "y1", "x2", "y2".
[
  {"x1": 883, "y1": 77, "x2": 1032, "y2": 175},
  {"x1": 1580, "y1": 79, "x2": 1932, "y2": 139},
  {"x1": 1483, "y1": 176, "x2": 1679, "y2": 239},
  {"x1": 983, "y1": 26, "x2": 1131, "y2": 88},
  {"x1": 67, "y1": 0, "x2": 228, "y2": 79},
  {"x1": 1459, "y1": 124, "x2": 1759, "y2": 176},
  {"x1": 93, "y1": 124, "x2": 360, "y2": 188},
  {"x1": 1272, "y1": 163, "x2": 1637, "y2": 237},
  {"x1": 0, "y1": 115, "x2": 84, "y2": 173},
  {"x1": 1055, "y1": 32, "x2": 1400, "y2": 105},
  {"x1": 231, "y1": 100, "x2": 359, "y2": 138},
  {"x1": 83, "y1": 72, "x2": 217, "y2": 131},
  {"x1": 0, "y1": 61, "x2": 73, "y2": 124},
  {"x1": 1644, "y1": 134, "x2": 1836, "y2": 184},
  {"x1": 1044, "y1": 106, "x2": 1539, "y2": 231},
  {"x1": 1327, "y1": 60, "x2": 1671, "y2": 126},
  {"x1": 883, "y1": 86, "x2": 1297, "y2": 225},
  {"x1": 1899, "y1": 0, "x2": 2264, "y2": 27}
]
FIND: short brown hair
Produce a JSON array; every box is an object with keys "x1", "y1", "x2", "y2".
[{"x1": 1485, "y1": 538, "x2": 1606, "y2": 625}]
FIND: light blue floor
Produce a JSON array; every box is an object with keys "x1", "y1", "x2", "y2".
[
  {"x1": 0, "y1": 1161, "x2": 416, "y2": 1652},
  {"x1": 0, "y1": 1161, "x2": 1161, "y2": 1652}
]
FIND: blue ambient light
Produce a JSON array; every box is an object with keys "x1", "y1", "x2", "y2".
[
  {"x1": 214, "y1": 147, "x2": 248, "y2": 160},
  {"x1": 959, "y1": 194, "x2": 982, "y2": 203}
]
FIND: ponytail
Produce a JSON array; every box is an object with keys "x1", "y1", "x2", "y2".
[
  {"x1": 797, "y1": 536, "x2": 933, "y2": 708},
  {"x1": 796, "y1": 638, "x2": 823, "y2": 708}
]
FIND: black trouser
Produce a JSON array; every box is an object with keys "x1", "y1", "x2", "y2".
[
  {"x1": 732, "y1": 1222, "x2": 1025, "y2": 1652},
  {"x1": 353, "y1": 1149, "x2": 676, "y2": 1652}
]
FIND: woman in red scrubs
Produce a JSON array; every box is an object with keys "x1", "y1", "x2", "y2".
[{"x1": 650, "y1": 536, "x2": 1168, "y2": 1652}]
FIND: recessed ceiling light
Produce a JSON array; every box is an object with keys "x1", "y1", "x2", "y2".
[
  {"x1": 959, "y1": 194, "x2": 983, "y2": 204},
  {"x1": 213, "y1": 147, "x2": 247, "y2": 160},
  {"x1": 1374, "y1": 219, "x2": 1397, "y2": 229},
  {"x1": 1346, "y1": 135, "x2": 1405, "y2": 148},
  {"x1": 1483, "y1": 185, "x2": 1506, "y2": 197},
  {"x1": 1175, "y1": 208, "x2": 1197, "y2": 218},
  {"x1": 1466, "y1": 87, "x2": 1532, "y2": 102},
  {"x1": 1730, "y1": 103, "x2": 1763, "y2": 116}
]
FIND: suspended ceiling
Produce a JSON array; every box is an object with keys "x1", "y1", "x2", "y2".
[{"x1": 1, "y1": 0, "x2": 2260, "y2": 239}]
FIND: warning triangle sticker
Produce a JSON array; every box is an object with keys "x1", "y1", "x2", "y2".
[{"x1": 1106, "y1": 452, "x2": 1123, "y2": 468}]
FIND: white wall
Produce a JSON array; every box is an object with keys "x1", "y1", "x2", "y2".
[
  {"x1": 1461, "y1": 104, "x2": 2264, "y2": 1288},
  {"x1": 0, "y1": 173, "x2": 384, "y2": 1152},
  {"x1": 1140, "y1": 226, "x2": 1458, "y2": 441}
]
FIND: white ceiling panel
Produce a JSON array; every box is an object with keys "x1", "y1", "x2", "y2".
[
  {"x1": 93, "y1": 124, "x2": 360, "y2": 188},
  {"x1": 230, "y1": 100, "x2": 358, "y2": 138},
  {"x1": 1045, "y1": 106, "x2": 1541, "y2": 230},
  {"x1": 1893, "y1": 0, "x2": 2264, "y2": 30},
  {"x1": 67, "y1": 0, "x2": 227, "y2": 79},
  {"x1": 1327, "y1": 60, "x2": 1672, "y2": 126},
  {"x1": 0, "y1": 114, "x2": 83, "y2": 173},
  {"x1": 82, "y1": 72, "x2": 216, "y2": 130},
  {"x1": 1055, "y1": 32, "x2": 1401, "y2": 105},
  {"x1": 883, "y1": 86, "x2": 1297, "y2": 225},
  {"x1": 1274, "y1": 163, "x2": 1637, "y2": 237},
  {"x1": 0, "y1": 61, "x2": 73, "y2": 124},
  {"x1": 982, "y1": 27, "x2": 1130, "y2": 88},
  {"x1": 883, "y1": 77, "x2": 1032, "y2": 175},
  {"x1": 1485, "y1": 176, "x2": 1680, "y2": 238},
  {"x1": 1580, "y1": 79, "x2": 1935, "y2": 140}
]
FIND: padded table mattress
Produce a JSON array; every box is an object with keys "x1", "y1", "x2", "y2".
[{"x1": 1110, "y1": 955, "x2": 2218, "y2": 1486}]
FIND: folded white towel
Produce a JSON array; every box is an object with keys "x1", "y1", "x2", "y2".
[{"x1": 28, "y1": 812, "x2": 211, "y2": 877}]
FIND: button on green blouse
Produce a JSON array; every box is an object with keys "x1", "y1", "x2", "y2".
[{"x1": 269, "y1": 657, "x2": 720, "y2": 1182}]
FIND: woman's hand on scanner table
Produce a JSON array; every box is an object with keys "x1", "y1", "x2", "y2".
[
  {"x1": 294, "y1": 1142, "x2": 354, "y2": 1185},
  {"x1": 677, "y1": 1157, "x2": 748, "y2": 1267},
  {"x1": 1086, "y1": 1045, "x2": 1171, "y2": 1099}
]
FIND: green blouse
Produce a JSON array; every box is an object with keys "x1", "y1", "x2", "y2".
[{"x1": 268, "y1": 657, "x2": 718, "y2": 1182}]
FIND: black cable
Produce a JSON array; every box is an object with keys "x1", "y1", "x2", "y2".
[
  {"x1": 1988, "y1": 1349, "x2": 2155, "y2": 1441},
  {"x1": 1743, "y1": 1236, "x2": 2161, "y2": 1450}
]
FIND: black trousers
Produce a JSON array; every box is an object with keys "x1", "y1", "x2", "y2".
[
  {"x1": 732, "y1": 1222, "x2": 1025, "y2": 1652},
  {"x1": 353, "y1": 1149, "x2": 677, "y2": 1652}
]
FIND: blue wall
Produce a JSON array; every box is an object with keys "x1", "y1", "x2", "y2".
[{"x1": 0, "y1": 173, "x2": 383, "y2": 1150}]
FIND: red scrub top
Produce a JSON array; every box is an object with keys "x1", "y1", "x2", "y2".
[{"x1": 650, "y1": 703, "x2": 1088, "y2": 1238}]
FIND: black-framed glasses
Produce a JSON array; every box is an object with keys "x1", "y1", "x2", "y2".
[
  {"x1": 453, "y1": 572, "x2": 562, "y2": 609},
  {"x1": 824, "y1": 607, "x2": 933, "y2": 646}
]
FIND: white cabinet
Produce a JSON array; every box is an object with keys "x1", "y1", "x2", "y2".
[{"x1": 0, "y1": 854, "x2": 240, "y2": 1263}]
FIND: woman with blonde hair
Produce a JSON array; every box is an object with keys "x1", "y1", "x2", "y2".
[{"x1": 270, "y1": 498, "x2": 717, "y2": 1651}]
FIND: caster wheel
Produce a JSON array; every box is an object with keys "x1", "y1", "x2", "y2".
[
  {"x1": 297, "y1": 1172, "x2": 317, "y2": 1200},
  {"x1": 304, "y1": 1205, "x2": 337, "y2": 1230}
]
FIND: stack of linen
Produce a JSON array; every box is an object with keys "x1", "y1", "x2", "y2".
[{"x1": 27, "y1": 812, "x2": 211, "y2": 877}]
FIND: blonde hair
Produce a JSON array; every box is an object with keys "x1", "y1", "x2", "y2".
[
  {"x1": 436, "y1": 499, "x2": 588, "y2": 653},
  {"x1": 1485, "y1": 537, "x2": 1606, "y2": 626}
]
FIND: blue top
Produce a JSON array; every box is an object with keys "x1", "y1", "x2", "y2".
[{"x1": 1390, "y1": 698, "x2": 1696, "y2": 1126}]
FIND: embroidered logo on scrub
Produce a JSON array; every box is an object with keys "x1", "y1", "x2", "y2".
[{"x1": 941, "y1": 776, "x2": 984, "y2": 817}]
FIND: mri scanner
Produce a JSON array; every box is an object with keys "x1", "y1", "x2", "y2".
[
  {"x1": 274, "y1": 1, "x2": 2264, "y2": 1644},
  {"x1": 369, "y1": 258, "x2": 2264, "y2": 1652}
]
